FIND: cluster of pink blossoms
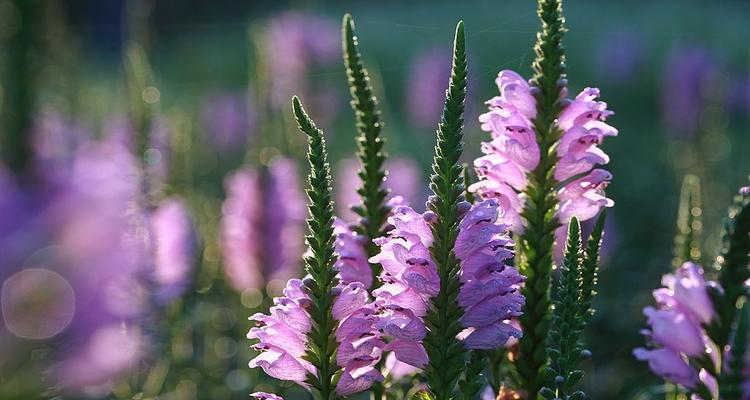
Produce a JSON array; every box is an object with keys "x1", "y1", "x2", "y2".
[
  {"x1": 471, "y1": 70, "x2": 616, "y2": 231},
  {"x1": 633, "y1": 262, "x2": 718, "y2": 395},
  {"x1": 248, "y1": 274, "x2": 384, "y2": 396},
  {"x1": 248, "y1": 197, "x2": 524, "y2": 397}
]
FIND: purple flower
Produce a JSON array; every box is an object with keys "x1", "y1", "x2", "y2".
[
  {"x1": 336, "y1": 157, "x2": 424, "y2": 222},
  {"x1": 661, "y1": 45, "x2": 719, "y2": 138},
  {"x1": 251, "y1": 392, "x2": 285, "y2": 400},
  {"x1": 31, "y1": 108, "x2": 89, "y2": 181},
  {"x1": 635, "y1": 262, "x2": 718, "y2": 389},
  {"x1": 557, "y1": 169, "x2": 614, "y2": 223},
  {"x1": 334, "y1": 219, "x2": 373, "y2": 288},
  {"x1": 369, "y1": 205, "x2": 436, "y2": 368},
  {"x1": 0, "y1": 140, "x2": 151, "y2": 394},
  {"x1": 150, "y1": 197, "x2": 197, "y2": 302},
  {"x1": 248, "y1": 279, "x2": 314, "y2": 383},
  {"x1": 594, "y1": 33, "x2": 643, "y2": 84},
  {"x1": 220, "y1": 157, "x2": 306, "y2": 294},
  {"x1": 633, "y1": 348, "x2": 699, "y2": 387},
  {"x1": 455, "y1": 200, "x2": 524, "y2": 350},
  {"x1": 249, "y1": 279, "x2": 385, "y2": 395},
  {"x1": 472, "y1": 70, "x2": 615, "y2": 231},
  {"x1": 263, "y1": 11, "x2": 340, "y2": 123},
  {"x1": 406, "y1": 48, "x2": 452, "y2": 129},
  {"x1": 200, "y1": 90, "x2": 255, "y2": 151},
  {"x1": 655, "y1": 262, "x2": 715, "y2": 325}
]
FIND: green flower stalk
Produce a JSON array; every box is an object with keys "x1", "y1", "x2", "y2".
[
  {"x1": 673, "y1": 174, "x2": 703, "y2": 268},
  {"x1": 579, "y1": 211, "x2": 606, "y2": 322},
  {"x1": 1, "y1": 0, "x2": 39, "y2": 174},
  {"x1": 516, "y1": 0, "x2": 567, "y2": 395},
  {"x1": 292, "y1": 96, "x2": 340, "y2": 400},
  {"x1": 422, "y1": 20, "x2": 468, "y2": 400},
  {"x1": 711, "y1": 184, "x2": 750, "y2": 350},
  {"x1": 541, "y1": 214, "x2": 604, "y2": 400},
  {"x1": 462, "y1": 163, "x2": 476, "y2": 204},
  {"x1": 342, "y1": 14, "x2": 390, "y2": 288},
  {"x1": 719, "y1": 299, "x2": 749, "y2": 400},
  {"x1": 458, "y1": 351, "x2": 486, "y2": 400}
]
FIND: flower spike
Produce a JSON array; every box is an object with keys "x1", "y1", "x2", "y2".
[
  {"x1": 711, "y1": 182, "x2": 750, "y2": 349},
  {"x1": 719, "y1": 299, "x2": 749, "y2": 400},
  {"x1": 292, "y1": 96, "x2": 340, "y2": 400},
  {"x1": 515, "y1": 0, "x2": 568, "y2": 394},
  {"x1": 422, "y1": 20, "x2": 468, "y2": 400},
  {"x1": 579, "y1": 210, "x2": 605, "y2": 322},
  {"x1": 673, "y1": 174, "x2": 703, "y2": 269},
  {"x1": 342, "y1": 14, "x2": 390, "y2": 288},
  {"x1": 541, "y1": 217, "x2": 587, "y2": 400}
]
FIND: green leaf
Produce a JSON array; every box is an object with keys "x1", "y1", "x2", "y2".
[
  {"x1": 516, "y1": 0, "x2": 568, "y2": 395},
  {"x1": 422, "y1": 20, "x2": 468, "y2": 400},
  {"x1": 672, "y1": 174, "x2": 703, "y2": 268},
  {"x1": 410, "y1": 390, "x2": 436, "y2": 400},
  {"x1": 458, "y1": 351, "x2": 486, "y2": 400},
  {"x1": 342, "y1": 14, "x2": 391, "y2": 289},
  {"x1": 542, "y1": 218, "x2": 591, "y2": 400},
  {"x1": 711, "y1": 183, "x2": 750, "y2": 351},
  {"x1": 292, "y1": 96, "x2": 341, "y2": 400},
  {"x1": 719, "y1": 298, "x2": 749, "y2": 400},
  {"x1": 462, "y1": 163, "x2": 476, "y2": 204},
  {"x1": 579, "y1": 210, "x2": 605, "y2": 321}
]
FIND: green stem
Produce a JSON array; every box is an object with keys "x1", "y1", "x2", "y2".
[
  {"x1": 516, "y1": 0, "x2": 567, "y2": 396},
  {"x1": 422, "y1": 21, "x2": 467, "y2": 400},
  {"x1": 672, "y1": 174, "x2": 702, "y2": 268},
  {"x1": 719, "y1": 299, "x2": 749, "y2": 400},
  {"x1": 1, "y1": 0, "x2": 39, "y2": 175},
  {"x1": 292, "y1": 97, "x2": 340, "y2": 400},
  {"x1": 342, "y1": 14, "x2": 390, "y2": 290},
  {"x1": 710, "y1": 187, "x2": 750, "y2": 352}
]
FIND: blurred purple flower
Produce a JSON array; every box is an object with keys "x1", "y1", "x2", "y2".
[
  {"x1": 661, "y1": 46, "x2": 719, "y2": 138},
  {"x1": 103, "y1": 113, "x2": 171, "y2": 191},
  {"x1": 220, "y1": 157, "x2": 306, "y2": 294},
  {"x1": 200, "y1": 90, "x2": 255, "y2": 151},
  {"x1": 31, "y1": 108, "x2": 89, "y2": 181},
  {"x1": 406, "y1": 48, "x2": 451, "y2": 129},
  {"x1": 595, "y1": 33, "x2": 643, "y2": 83},
  {"x1": 264, "y1": 11, "x2": 339, "y2": 120},
  {"x1": 0, "y1": 140, "x2": 151, "y2": 394},
  {"x1": 335, "y1": 157, "x2": 424, "y2": 222},
  {"x1": 150, "y1": 197, "x2": 198, "y2": 303}
]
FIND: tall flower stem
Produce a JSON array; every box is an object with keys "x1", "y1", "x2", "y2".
[
  {"x1": 709, "y1": 186, "x2": 750, "y2": 353},
  {"x1": 516, "y1": 0, "x2": 567, "y2": 396},
  {"x1": 719, "y1": 299, "x2": 749, "y2": 400},
  {"x1": 292, "y1": 96, "x2": 340, "y2": 400},
  {"x1": 341, "y1": 14, "x2": 390, "y2": 289},
  {"x1": 540, "y1": 216, "x2": 603, "y2": 400},
  {"x1": 673, "y1": 174, "x2": 703, "y2": 268},
  {"x1": 1, "y1": 0, "x2": 39, "y2": 175},
  {"x1": 422, "y1": 21, "x2": 467, "y2": 400}
]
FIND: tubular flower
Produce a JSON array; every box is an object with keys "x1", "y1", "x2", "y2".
[
  {"x1": 248, "y1": 279, "x2": 385, "y2": 395},
  {"x1": 369, "y1": 205, "x2": 437, "y2": 368},
  {"x1": 150, "y1": 197, "x2": 197, "y2": 302},
  {"x1": 455, "y1": 199, "x2": 525, "y2": 350},
  {"x1": 220, "y1": 156, "x2": 306, "y2": 294},
  {"x1": 334, "y1": 218, "x2": 373, "y2": 288},
  {"x1": 248, "y1": 279, "x2": 314, "y2": 384},
  {"x1": 634, "y1": 262, "x2": 717, "y2": 390},
  {"x1": 470, "y1": 70, "x2": 616, "y2": 231}
]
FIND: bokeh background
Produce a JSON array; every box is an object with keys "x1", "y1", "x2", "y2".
[{"x1": 1, "y1": 0, "x2": 750, "y2": 399}]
